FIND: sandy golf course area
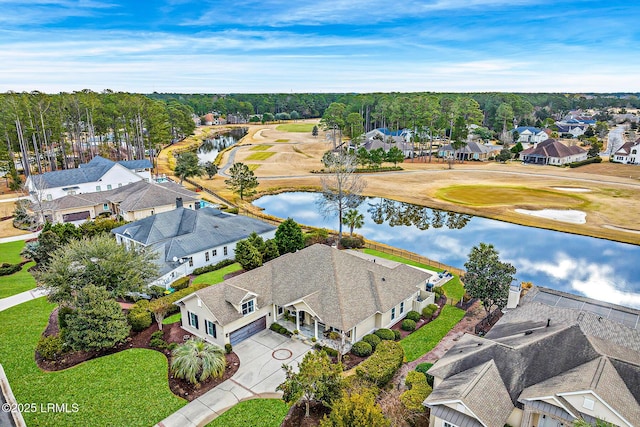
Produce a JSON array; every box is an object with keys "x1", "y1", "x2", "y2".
[{"x1": 161, "y1": 120, "x2": 640, "y2": 246}]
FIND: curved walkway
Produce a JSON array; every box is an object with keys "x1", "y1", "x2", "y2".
[{"x1": 156, "y1": 330, "x2": 310, "y2": 427}]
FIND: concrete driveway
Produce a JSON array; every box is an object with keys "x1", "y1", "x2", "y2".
[{"x1": 156, "y1": 330, "x2": 310, "y2": 427}]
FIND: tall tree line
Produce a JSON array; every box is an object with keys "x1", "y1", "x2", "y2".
[{"x1": 0, "y1": 90, "x2": 195, "y2": 178}]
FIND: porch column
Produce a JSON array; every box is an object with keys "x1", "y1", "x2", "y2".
[
  {"x1": 296, "y1": 309, "x2": 300, "y2": 331},
  {"x1": 351, "y1": 328, "x2": 356, "y2": 344},
  {"x1": 314, "y1": 319, "x2": 318, "y2": 340}
]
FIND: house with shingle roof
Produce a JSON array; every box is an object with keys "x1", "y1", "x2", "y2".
[
  {"x1": 520, "y1": 139, "x2": 587, "y2": 165},
  {"x1": 112, "y1": 208, "x2": 276, "y2": 288},
  {"x1": 438, "y1": 141, "x2": 501, "y2": 161},
  {"x1": 175, "y1": 244, "x2": 434, "y2": 347},
  {"x1": 40, "y1": 180, "x2": 201, "y2": 224},
  {"x1": 424, "y1": 286, "x2": 640, "y2": 427},
  {"x1": 25, "y1": 155, "x2": 152, "y2": 201},
  {"x1": 612, "y1": 139, "x2": 640, "y2": 165},
  {"x1": 513, "y1": 126, "x2": 550, "y2": 144}
]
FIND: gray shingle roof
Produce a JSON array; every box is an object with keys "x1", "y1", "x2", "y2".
[{"x1": 194, "y1": 244, "x2": 432, "y2": 329}]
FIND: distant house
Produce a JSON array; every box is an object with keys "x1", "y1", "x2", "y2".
[
  {"x1": 26, "y1": 155, "x2": 152, "y2": 201},
  {"x1": 612, "y1": 139, "x2": 640, "y2": 165},
  {"x1": 112, "y1": 208, "x2": 276, "y2": 288},
  {"x1": 555, "y1": 121, "x2": 589, "y2": 138},
  {"x1": 438, "y1": 141, "x2": 501, "y2": 161},
  {"x1": 175, "y1": 244, "x2": 434, "y2": 347},
  {"x1": 425, "y1": 286, "x2": 640, "y2": 427},
  {"x1": 520, "y1": 139, "x2": 587, "y2": 165},
  {"x1": 512, "y1": 126, "x2": 549, "y2": 144},
  {"x1": 40, "y1": 180, "x2": 201, "y2": 224}
]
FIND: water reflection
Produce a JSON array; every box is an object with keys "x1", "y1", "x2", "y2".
[
  {"x1": 197, "y1": 128, "x2": 247, "y2": 163},
  {"x1": 367, "y1": 198, "x2": 471, "y2": 230}
]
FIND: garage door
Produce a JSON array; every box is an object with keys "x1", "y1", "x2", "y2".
[
  {"x1": 62, "y1": 211, "x2": 90, "y2": 222},
  {"x1": 229, "y1": 316, "x2": 266, "y2": 345}
]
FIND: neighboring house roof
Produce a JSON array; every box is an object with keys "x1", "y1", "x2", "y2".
[
  {"x1": 439, "y1": 141, "x2": 498, "y2": 155},
  {"x1": 42, "y1": 180, "x2": 199, "y2": 213},
  {"x1": 425, "y1": 286, "x2": 640, "y2": 426},
  {"x1": 368, "y1": 128, "x2": 407, "y2": 137},
  {"x1": 112, "y1": 208, "x2": 276, "y2": 276},
  {"x1": 30, "y1": 155, "x2": 150, "y2": 189},
  {"x1": 512, "y1": 126, "x2": 542, "y2": 134},
  {"x1": 192, "y1": 244, "x2": 432, "y2": 331},
  {"x1": 614, "y1": 140, "x2": 640, "y2": 156},
  {"x1": 362, "y1": 137, "x2": 412, "y2": 152},
  {"x1": 520, "y1": 138, "x2": 586, "y2": 159}
]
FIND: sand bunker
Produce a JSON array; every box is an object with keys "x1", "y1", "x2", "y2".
[
  {"x1": 551, "y1": 187, "x2": 591, "y2": 192},
  {"x1": 515, "y1": 209, "x2": 586, "y2": 224}
]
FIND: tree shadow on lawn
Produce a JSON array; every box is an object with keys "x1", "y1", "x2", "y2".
[{"x1": 37, "y1": 307, "x2": 240, "y2": 401}]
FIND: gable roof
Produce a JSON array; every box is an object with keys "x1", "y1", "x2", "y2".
[
  {"x1": 614, "y1": 140, "x2": 640, "y2": 156},
  {"x1": 513, "y1": 126, "x2": 543, "y2": 134},
  {"x1": 193, "y1": 244, "x2": 432, "y2": 330},
  {"x1": 440, "y1": 141, "x2": 499, "y2": 154},
  {"x1": 520, "y1": 138, "x2": 586, "y2": 159}
]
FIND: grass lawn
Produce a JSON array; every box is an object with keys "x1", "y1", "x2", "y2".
[
  {"x1": 0, "y1": 240, "x2": 26, "y2": 264},
  {"x1": 274, "y1": 139, "x2": 290, "y2": 142},
  {"x1": 276, "y1": 123, "x2": 315, "y2": 132},
  {"x1": 246, "y1": 164, "x2": 260, "y2": 171},
  {"x1": 163, "y1": 312, "x2": 182, "y2": 325},
  {"x1": 400, "y1": 305, "x2": 466, "y2": 362},
  {"x1": 0, "y1": 298, "x2": 185, "y2": 427},
  {"x1": 0, "y1": 261, "x2": 36, "y2": 299},
  {"x1": 205, "y1": 398, "x2": 289, "y2": 427},
  {"x1": 192, "y1": 263, "x2": 243, "y2": 286},
  {"x1": 245, "y1": 151, "x2": 276, "y2": 161},
  {"x1": 436, "y1": 185, "x2": 588, "y2": 208},
  {"x1": 361, "y1": 249, "x2": 465, "y2": 303},
  {"x1": 250, "y1": 144, "x2": 273, "y2": 151}
]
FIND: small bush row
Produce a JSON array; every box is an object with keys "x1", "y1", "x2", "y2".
[
  {"x1": 405, "y1": 310, "x2": 420, "y2": 322},
  {"x1": 270, "y1": 322, "x2": 293, "y2": 337},
  {"x1": 401, "y1": 319, "x2": 416, "y2": 331},
  {"x1": 374, "y1": 328, "x2": 395, "y2": 341},
  {"x1": 170, "y1": 276, "x2": 190, "y2": 291},
  {"x1": 192, "y1": 259, "x2": 236, "y2": 276},
  {"x1": 351, "y1": 341, "x2": 372, "y2": 357},
  {"x1": 355, "y1": 340, "x2": 404, "y2": 387},
  {"x1": 422, "y1": 303, "x2": 439, "y2": 318},
  {"x1": 362, "y1": 334, "x2": 381, "y2": 350},
  {"x1": 0, "y1": 262, "x2": 23, "y2": 276},
  {"x1": 569, "y1": 156, "x2": 602, "y2": 168},
  {"x1": 314, "y1": 343, "x2": 339, "y2": 358},
  {"x1": 149, "y1": 330, "x2": 177, "y2": 351}
]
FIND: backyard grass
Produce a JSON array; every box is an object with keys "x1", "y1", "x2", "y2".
[
  {"x1": 205, "y1": 398, "x2": 289, "y2": 427},
  {"x1": 0, "y1": 240, "x2": 26, "y2": 264},
  {"x1": 276, "y1": 123, "x2": 315, "y2": 132},
  {"x1": 361, "y1": 249, "x2": 465, "y2": 303},
  {"x1": 250, "y1": 144, "x2": 273, "y2": 151},
  {"x1": 0, "y1": 261, "x2": 36, "y2": 299},
  {"x1": 400, "y1": 305, "x2": 466, "y2": 362},
  {"x1": 162, "y1": 312, "x2": 182, "y2": 325},
  {"x1": 436, "y1": 185, "x2": 588, "y2": 208},
  {"x1": 192, "y1": 263, "x2": 243, "y2": 286},
  {"x1": 245, "y1": 151, "x2": 276, "y2": 161},
  {"x1": 0, "y1": 298, "x2": 185, "y2": 427}
]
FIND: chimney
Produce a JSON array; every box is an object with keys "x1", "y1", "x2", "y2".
[
  {"x1": 176, "y1": 197, "x2": 183, "y2": 208},
  {"x1": 195, "y1": 201, "x2": 200, "y2": 210},
  {"x1": 546, "y1": 318, "x2": 551, "y2": 328}
]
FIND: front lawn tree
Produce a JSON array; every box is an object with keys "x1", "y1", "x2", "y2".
[
  {"x1": 225, "y1": 162, "x2": 258, "y2": 200},
  {"x1": 234, "y1": 239, "x2": 263, "y2": 271},
  {"x1": 463, "y1": 243, "x2": 516, "y2": 315},
  {"x1": 385, "y1": 146, "x2": 405, "y2": 166},
  {"x1": 170, "y1": 338, "x2": 226, "y2": 385},
  {"x1": 277, "y1": 350, "x2": 343, "y2": 418},
  {"x1": 174, "y1": 151, "x2": 204, "y2": 184},
  {"x1": 342, "y1": 209, "x2": 364, "y2": 236},
  {"x1": 317, "y1": 151, "x2": 366, "y2": 241},
  {"x1": 203, "y1": 161, "x2": 218, "y2": 179},
  {"x1": 275, "y1": 218, "x2": 304, "y2": 254},
  {"x1": 38, "y1": 234, "x2": 158, "y2": 306}
]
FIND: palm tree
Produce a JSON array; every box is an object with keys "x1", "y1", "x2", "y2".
[
  {"x1": 170, "y1": 338, "x2": 226, "y2": 385},
  {"x1": 342, "y1": 209, "x2": 364, "y2": 236}
]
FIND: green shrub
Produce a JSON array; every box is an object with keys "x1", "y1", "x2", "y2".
[
  {"x1": 150, "y1": 331, "x2": 164, "y2": 340},
  {"x1": 227, "y1": 207, "x2": 239, "y2": 214},
  {"x1": 269, "y1": 323, "x2": 293, "y2": 337},
  {"x1": 405, "y1": 371, "x2": 424, "y2": 389},
  {"x1": 393, "y1": 330, "x2": 401, "y2": 341},
  {"x1": 127, "y1": 308, "x2": 152, "y2": 332},
  {"x1": 192, "y1": 259, "x2": 236, "y2": 275},
  {"x1": 433, "y1": 286, "x2": 444, "y2": 297},
  {"x1": 355, "y1": 340, "x2": 404, "y2": 387},
  {"x1": 133, "y1": 299, "x2": 150, "y2": 310},
  {"x1": 314, "y1": 343, "x2": 339, "y2": 357},
  {"x1": 225, "y1": 343, "x2": 233, "y2": 354},
  {"x1": 374, "y1": 328, "x2": 395, "y2": 341},
  {"x1": 415, "y1": 363, "x2": 434, "y2": 387},
  {"x1": 303, "y1": 228, "x2": 329, "y2": 246},
  {"x1": 0, "y1": 262, "x2": 22, "y2": 276},
  {"x1": 422, "y1": 306, "x2": 434, "y2": 318},
  {"x1": 148, "y1": 285, "x2": 166, "y2": 299},
  {"x1": 427, "y1": 304, "x2": 438, "y2": 312},
  {"x1": 401, "y1": 319, "x2": 416, "y2": 331},
  {"x1": 400, "y1": 373, "x2": 432, "y2": 412},
  {"x1": 569, "y1": 156, "x2": 602, "y2": 168},
  {"x1": 170, "y1": 276, "x2": 190, "y2": 291},
  {"x1": 351, "y1": 341, "x2": 373, "y2": 357},
  {"x1": 168, "y1": 342, "x2": 178, "y2": 351},
  {"x1": 149, "y1": 337, "x2": 167, "y2": 349},
  {"x1": 406, "y1": 310, "x2": 420, "y2": 322},
  {"x1": 58, "y1": 306, "x2": 75, "y2": 329},
  {"x1": 36, "y1": 335, "x2": 65, "y2": 360},
  {"x1": 362, "y1": 334, "x2": 381, "y2": 351},
  {"x1": 339, "y1": 236, "x2": 364, "y2": 249}
]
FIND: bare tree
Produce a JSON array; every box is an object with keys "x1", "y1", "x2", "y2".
[{"x1": 317, "y1": 150, "x2": 366, "y2": 242}]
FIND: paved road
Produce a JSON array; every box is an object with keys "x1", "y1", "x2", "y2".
[{"x1": 607, "y1": 125, "x2": 627, "y2": 156}]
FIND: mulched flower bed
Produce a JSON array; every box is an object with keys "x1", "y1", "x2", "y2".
[
  {"x1": 329, "y1": 353, "x2": 367, "y2": 370},
  {"x1": 281, "y1": 401, "x2": 330, "y2": 427},
  {"x1": 36, "y1": 307, "x2": 240, "y2": 401}
]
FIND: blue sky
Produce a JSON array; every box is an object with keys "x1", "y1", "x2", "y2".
[{"x1": 1, "y1": 0, "x2": 638, "y2": 93}]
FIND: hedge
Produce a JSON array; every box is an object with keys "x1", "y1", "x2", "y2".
[
  {"x1": 314, "y1": 343, "x2": 338, "y2": 357},
  {"x1": 192, "y1": 259, "x2": 236, "y2": 276},
  {"x1": 374, "y1": 328, "x2": 395, "y2": 341},
  {"x1": 351, "y1": 341, "x2": 373, "y2": 357},
  {"x1": 393, "y1": 330, "x2": 401, "y2": 341},
  {"x1": 355, "y1": 340, "x2": 404, "y2": 387},
  {"x1": 0, "y1": 262, "x2": 23, "y2": 276},
  {"x1": 269, "y1": 322, "x2": 293, "y2": 337},
  {"x1": 569, "y1": 156, "x2": 602, "y2": 168},
  {"x1": 400, "y1": 371, "x2": 432, "y2": 412},
  {"x1": 151, "y1": 282, "x2": 211, "y2": 313},
  {"x1": 416, "y1": 363, "x2": 434, "y2": 387},
  {"x1": 170, "y1": 276, "x2": 190, "y2": 291},
  {"x1": 362, "y1": 334, "x2": 381, "y2": 351},
  {"x1": 406, "y1": 310, "x2": 420, "y2": 322},
  {"x1": 401, "y1": 319, "x2": 416, "y2": 331}
]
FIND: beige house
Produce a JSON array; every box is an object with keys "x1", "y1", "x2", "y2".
[
  {"x1": 175, "y1": 244, "x2": 434, "y2": 347},
  {"x1": 40, "y1": 180, "x2": 200, "y2": 223},
  {"x1": 425, "y1": 286, "x2": 640, "y2": 427}
]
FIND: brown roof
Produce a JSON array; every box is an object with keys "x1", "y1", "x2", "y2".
[
  {"x1": 193, "y1": 244, "x2": 432, "y2": 330},
  {"x1": 520, "y1": 138, "x2": 586, "y2": 159}
]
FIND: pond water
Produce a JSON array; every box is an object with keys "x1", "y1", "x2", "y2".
[
  {"x1": 254, "y1": 191, "x2": 640, "y2": 308},
  {"x1": 196, "y1": 127, "x2": 247, "y2": 163}
]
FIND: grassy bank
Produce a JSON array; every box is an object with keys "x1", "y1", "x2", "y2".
[
  {"x1": 205, "y1": 399, "x2": 289, "y2": 427},
  {"x1": 400, "y1": 305, "x2": 466, "y2": 362},
  {"x1": 191, "y1": 263, "x2": 243, "y2": 286}
]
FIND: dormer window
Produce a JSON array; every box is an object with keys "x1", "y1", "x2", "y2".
[{"x1": 242, "y1": 299, "x2": 255, "y2": 316}]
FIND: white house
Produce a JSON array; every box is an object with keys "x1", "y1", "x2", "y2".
[
  {"x1": 513, "y1": 126, "x2": 549, "y2": 144},
  {"x1": 612, "y1": 139, "x2": 640, "y2": 164},
  {"x1": 175, "y1": 244, "x2": 435, "y2": 347},
  {"x1": 26, "y1": 155, "x2": 152, "y2": 201},
  {"x1": 520, "y1": 139, "x2": 588, "y2": 165},
  {"x1": 111, "y1": 207, "x2": 277, "y2": 288}
]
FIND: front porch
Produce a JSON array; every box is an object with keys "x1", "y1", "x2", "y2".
[{"x1": 275, "y1": 314, "x2": 353, "y2": 354}]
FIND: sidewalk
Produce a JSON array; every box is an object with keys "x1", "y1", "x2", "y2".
[
  {"x1": 0, "y1": 288, "x2": 47, "y2": 312},
  {"x1": 0, "y1": 231, "x2": 40, "y2": 244}
]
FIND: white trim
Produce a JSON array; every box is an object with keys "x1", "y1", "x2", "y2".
[
  {"x1": 557, "y1": 390, "x2": 633, "y2": 427},
  {"x1": 426, "y1": 399, "x2": 487, "y2": 427}
]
